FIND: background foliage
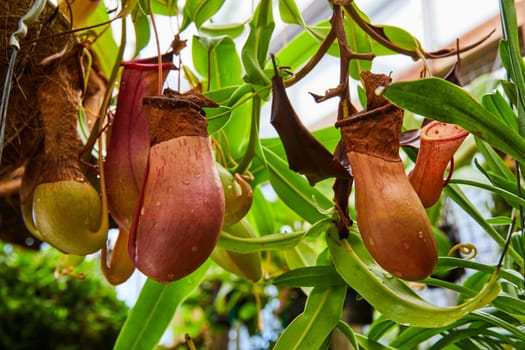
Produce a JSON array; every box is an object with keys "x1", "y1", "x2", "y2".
[{"x1": 0, "y1": 243, "x2": 128, "y2": 350}]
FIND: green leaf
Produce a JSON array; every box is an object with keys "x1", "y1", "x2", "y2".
[
  {"x1": 382, "y1": 77, "x2": 525, "y2": 165},
  {"x1": 474, "y1": 138, "x2": 515, "y2": 180},
  {"x1": 493, "y1": 294, "x2": 525, "y2": 322},
  {"x1": 113, "y1": 260, "x2": 210, "y2": 350},
  {"x1": 272, "y1": 266, "x2": 345, "y2": 288},
  {"x1": 444, "y1": 184, "x2": 523, "y2": 266},
  {"x1": 133, "y1": 10, "x2": 151, "y2": 57},
  {"x1": 305, "y1": 217, "x2": 333, "y2": 238},
  {"x1": 273, "y1": 21, "x2": 330, "y2": 72},
  {"x1": 278, "y1": 0, "x2": 305, "y2": 26},
  {"x1": 200, "y1": 22, "x2": 246, "y2": 38},
  {"x1": 181, "y1": 0, "x2": 225, "y2": 31},
  {"x1": 346, "y1": 14, "x2": 373, "y2": 80},
  {"x1": 381, "y1": 25, "x2": 422, "y2": 52},
  {"x1": 366, "y1": 316, "x2": 397, "y2": 341},
  {"x1": 335, "y1": 321, "x2": 360, "y2": 350},
  {"x1": 263, "y1": 146, "x2": 333, "y2": 223},
  {"x1": 355, "y1": 333, "x2": 397, "y2": 350},
  {"x1": 246, "y1": 185, "x2": 275, "y2": 236},
  {"x1": 192, "y1": 35, "x2": 243, "y2": 91},
  {"x1": 481, "y1": 90, "x2": 519, "y2": 132},
  {"x1": 285, "y1": 239, "x2": 317, "y2": 269},
  {"x1": 469, "y1": 310, "x2": 525, "y2": 342},
  {"x1": 450, "y1": 178, "x2": 525, "y2": 209},
  {"x1": 150, "y1": 0, "x2": 178, "y2": 15},
  {"x1": 85, "y1": 5, "x2": 118, "y2": 77},
  {"x1": 435, "y1": 257, "x2": 523, "y2": 287},
  {"x1": 430, "y1": 327, "x2": 517, "y2": 350},
  {"x1": 273, "y1": 285, "x2": 347, "y2": 350},
  {"x1": 327, "y1": 228, "x2": 500, "y2": 328},
  {"x1": 486, "y1": 216, "x2": 514, "y2": 225},
  {"x1": 498, "y1": 1, "x2": 525, "y2": 127},
  {"x1": 217, "y1": 230, "x2": 304, "y2": 253},
  {"x1": 204, "y1": 106, "x2": 231, "y2": 134},
  {"x1": 241, "y1": 0, "x2": 274, "y2": 86}
]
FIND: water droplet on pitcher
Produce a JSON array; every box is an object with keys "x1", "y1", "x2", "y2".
[
  {"x1": 155, "y1": 201, "x2": 161, "y2": 206},
  {"x1": 183, "y1": 179, "x2": 191, "y2": 185}
]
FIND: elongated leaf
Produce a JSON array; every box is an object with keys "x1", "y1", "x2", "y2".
[
  {"x1": 335, "y1": 321, "x2": 360, "y2": 350},
  {"x1": 217, "y1": 230, "x2": 304, "y2": 253},
  {"x1": 346, "y1": 13, "x2": 373, "y2": 80},
  {"x1": 486, "y1": 216, "x2": 514, "y2": 225},
  {"x1": 435, "y1": 257, "x2": 523, "y2": 287},
  {"x1": 474, "y1": 138, "x2": 515, "y2": 180},
  {"x1": 84, "y1": 4, "x2": 118, "y2": 77},
  {"x1": 430, "y1": 328, "x2": 516, "y2": 350},
  {"x1": 132, "y1": 10, "x2": 150, "y2": 57},
  {"x1": 278, "y1": 0, "x2": 305, "y2": 26},
  {"x1": 181, "y1": 0, "x2": 225, "y2": 30},
  {"x1": 499, "y1": 0, "x2": 525, "y2": 125},
  {"x1": 366, "y1": 316, "x2": 397, "y2": 342},
  {"x1": 355, "y1": 333, "x2": 397, "y2": 350},
  {"x1": 284, "y1": 239, "x2": 317, "y2": 269},
  {"x1": 481, "y1": 90, "x2": 519, "y2": 131},
  {"x1": 273, "y1": 21, "x2": 330, "y2": 71},
  {"x1": 200, "y1": 22, "x2": 246, "y2": 38},
  {"x1": 450, "y1": 178, "x2": 525, "y2": 209},
  {"x1": 469, "y1": 310, "x2": 525, "y2": 341},
  {"x1": 241, "y1": 0, "x2": 274, "y2": 86},
  {"x1": 204, "y1": 84, "x2": 253, "y2": 134},
  {"x1": 493, "y1": 294, "x2": 525, "y2": 322},
  {"x1": 114, "y1": 260, "x2": 210, "y2": 350},
  {"x1": 327, "y1": 228, "x2": 500, "y2": 328},
  {"x1": 272, "y1": 266, "x2": 345, "y2": 288},
  {"x1": 305, "y1": 217, "x2": 333, "y2": 238},
  {"x1": 444, "y1": 184, "x2": 523, "y2": 266},
  {"x1": 381, "y1": 25, "x2": 422, "y2": 52},
  {"x1": 150, "y1": 0, "x2": 177, "y2": 15},
  {"x1": 382, "y1": 77, "x2": 525, "y2": 164},
  {"x1": 263, "y1": 146, "x2": 333, "y2": 223},
  {"x1": 246, "y1": 185, "x2": 275, "y2": 236},
  {"x1": 273, "y1": 285, "x2": 347, "y2": 350}
]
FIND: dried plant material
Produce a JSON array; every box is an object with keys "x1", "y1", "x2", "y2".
[{"x1": 270, "y1": 59, "x2": 350, "y2": 186}]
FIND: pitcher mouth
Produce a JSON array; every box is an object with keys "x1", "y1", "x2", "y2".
[
  {"x1": 334, "y1": 103, "x2": 397, "y2": 128},
  {"x1": 420, "y1": 121, "x2": 469, "y2": 142}
]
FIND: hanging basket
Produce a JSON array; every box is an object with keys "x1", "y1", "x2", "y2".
[{"x1": 0, "y1": 0, "x2": 73, "y2": 178}]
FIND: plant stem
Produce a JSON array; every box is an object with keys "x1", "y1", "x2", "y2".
[{"x1": 234, "y1": 93, "x2": 261, "y2": 175}]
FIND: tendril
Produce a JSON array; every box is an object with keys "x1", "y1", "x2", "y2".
[{"x1": 448, "y1": 243, "x2": 478, "y2": 260}]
